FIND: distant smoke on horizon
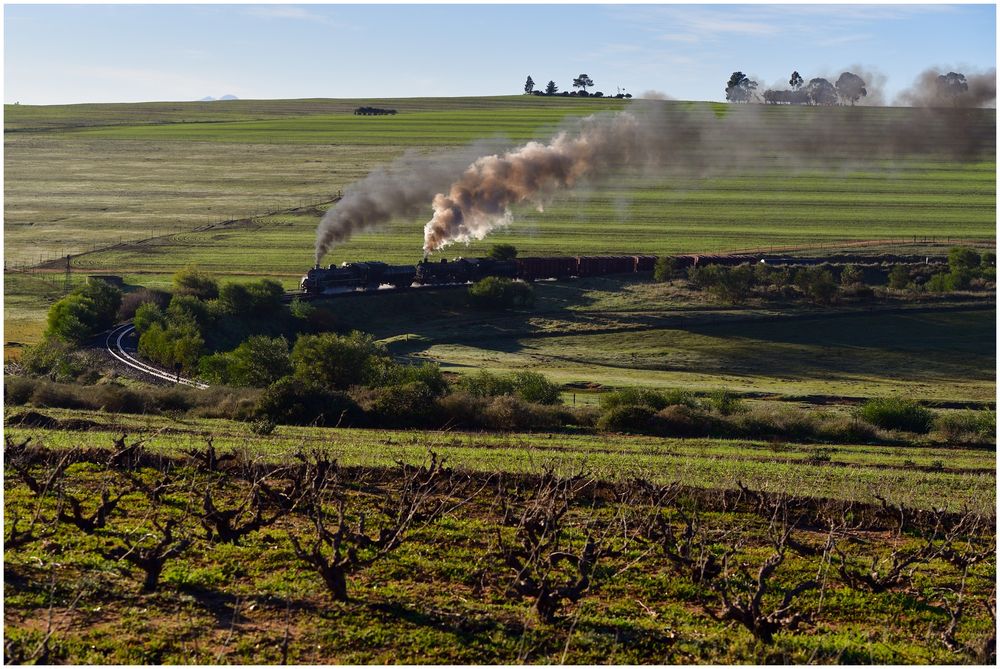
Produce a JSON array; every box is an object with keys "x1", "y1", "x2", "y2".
[{"x1": 895, "y1": 67, "x2": 996, "y2": 108}]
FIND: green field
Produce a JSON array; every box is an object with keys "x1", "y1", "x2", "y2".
[{"x1": 4, "y1": 97, "x2": 995, "y2": 350}]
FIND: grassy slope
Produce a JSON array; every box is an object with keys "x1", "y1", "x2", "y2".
[
  {"x1": 4, "y1": 97, "x2": 995, "y2": 349},
  {"x1": 317, "y1": 275, "x2": 995, "y2": 403}
]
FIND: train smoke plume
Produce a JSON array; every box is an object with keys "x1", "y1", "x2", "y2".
[
  {"x1": 314, "y1": 141, "x2": 508, "y2": 264},
  {"x1": 423, "y1": 113, "x2": 643, "y2": 252},
  {"x1": 895, "y1": 68, "x2": 996, "y2": 108},
  {"x1": 315, "y1": 91, "x2": 994, "y2": 261}
]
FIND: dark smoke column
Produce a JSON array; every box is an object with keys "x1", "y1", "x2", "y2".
[
  {"x1": 314, "y1": 143, "x2": 509, "y2": 264},
  {"x1": 423, "y1": 112, "x2": 641, "y2": 253}
]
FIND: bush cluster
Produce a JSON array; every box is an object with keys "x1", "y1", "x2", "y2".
[
  {"x1": 462, "y1": 370, "x2": 562, "y2": 404},
  {"x1": 855, "y1": 397, "x2": 934, "y2": 434},
  {"x1": 4, "y1": 376, "x2": 259, "y2": 419},
  {"x1": 468, "y1": 277, "x2": 534, "y2": 309},
  {"x1": 590, "y1": 386, "x2": 961, "y2": 443}
]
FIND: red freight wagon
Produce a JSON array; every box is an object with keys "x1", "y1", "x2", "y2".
[
  {"x1": 516, "y1": 256, "x2": 576, "y2": 280},
  {"x1": 634, "y1": 255, "x2": 657, "y2": 272}
]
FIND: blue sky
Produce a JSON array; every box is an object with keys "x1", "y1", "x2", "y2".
[{"x1": 3, "y1": 3, "x2": 996, "y2": 105}]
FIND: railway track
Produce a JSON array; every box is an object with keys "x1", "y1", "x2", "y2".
[{"x1": 105, "y1": 323, "x2": 209, "y2": 389}]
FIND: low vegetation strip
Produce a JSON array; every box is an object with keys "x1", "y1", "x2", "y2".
[{"x1": 5, "y1": 416, "x2": 994, "y2": 514}]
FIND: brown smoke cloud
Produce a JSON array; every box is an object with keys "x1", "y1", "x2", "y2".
[
  {"x1": 314, "y1": 140, "x2": 510, "y2": 264},
  {"x1": 423, "y1": 114, "x2": 642, "y2": 252},
  {"x1": 895, "y1": 68, "x2": 997, "y2": 108}
]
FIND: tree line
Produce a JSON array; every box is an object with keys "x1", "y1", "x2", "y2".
[
  {"x1": 726, "y1": 70, "x2": 869, "y2": 105},
  {"x1": 522, "y1": 74, "x2": 631, "y2": 99}
]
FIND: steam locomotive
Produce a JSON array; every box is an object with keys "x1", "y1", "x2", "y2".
[{"x1": 300, "y1": 254, "x2": 751, "y2": 294}]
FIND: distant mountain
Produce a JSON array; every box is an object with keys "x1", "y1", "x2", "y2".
[
  {"x1": 199, "y1": 96, "x2": 215, "y2": 102},
  {"x1": 219, "y1": 94, "x2": 239, "y2": 101},
  {"x1": 198, "y1": 95, "x2": 239, "y2": 102}
]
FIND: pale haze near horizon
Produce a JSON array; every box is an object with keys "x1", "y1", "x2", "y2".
[{"x1": 3, "y1": 3, "x2": 996, "y2": 105}]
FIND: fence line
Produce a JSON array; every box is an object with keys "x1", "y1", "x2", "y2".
[{"x1": 5, "y1": 196, "x2": 342, "y2": 277}]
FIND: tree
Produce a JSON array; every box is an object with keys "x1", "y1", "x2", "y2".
[
  {"x1": 653, "y1": 256, "x2": 681, "y2": 282},
  {"x1": 198, "y1": 335, "x2": 292, "y2": 387},
  {"x1": 545, "y1": 80, "x2": 558, "y2": 95},
  {"x1": 725, "y1": 72, "x2": 757, "y2": 103},
  {"x1": 133, "y1": 302, "x2": 166, "y2": 335},
  {"x1": 937, "y1": 72, "x2": 969, "y2": 101},
  {"x1": 789, "y1": 71, "x2": 804, "y2": 90},
  {"x1": 835, "y1": 72, "x2": 867, "y2": 105},
  {"x1": 806, "y1": 77, "x2": 837, "y2": 105},
  {"x1": 524, "y1": 76, "x2": 535, "y2": 94},
  {"x1": 44, "y1": 280, "x2": 122, "y2": 343},
  {"x1": 172, "y1": 266, "x2": 219, "y2": 300},
  {"x1": 948, "y1": 247, "x2": 981, "y2": 273},
  {"x1": 572, "y1": 74, "x2": 595, "y2": 92},
  {"x1": 840, "y1": 264, "x2": 863, "y2": 287},
  {"x1": 487, "y1": 243, "x2": 518, "y2": 261},
  {"x1": 291, "y1": 331, "x2": 385, "y2": 390},
  {"x1": 794, "y1": 267, "x2": 837, "y2": 303}
]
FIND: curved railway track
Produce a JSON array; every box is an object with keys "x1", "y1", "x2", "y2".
[{"x1": 105, "y1": 323, "x2": 209, "y2": 389}]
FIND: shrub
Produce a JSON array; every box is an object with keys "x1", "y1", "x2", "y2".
[
  {"x1": 173, "y1": 266, "x2": 219, "y2": 300},
  {"x1": 468, "y1": 277, "x2": 534, "y2": 309},
  {"x1": 708, "y1": 389, "x2": 745, "y2": 416},
  {"x1": 599, "y1": 387, "x2": 696, "y2": 412},
  {"x1": 690, "y1": 265, "x2": 755, "y2": 303},
  {"x1": 736, "y1": 406, "x2": 819, "y2": 441},
  {"x1": 813, "y1": 414, "x2": 878, "y2": 443},
  {"x1": 254, "y1": 376, "x2": 361, "y2": 427},
  {"x1": 369, "y1": 382, "x2": 441, "y2": 428},
  {"x1": 20, "y1": 337, "x2": 88, "y2": 381},
  {"x1": 462, "y1": 370, "x2": 514, "y2": 398},
  {"x1": 887, "y1": 265, "x2": 911, "y2": 290},
  {"x1": 596, "y1": 405, "x2": 655, "y2": 433},
  {"x1": 4, "y1": 376, "x2": 36, "y2": 405},
  {"x1": 840, "y1": 264, "x2": 863, "y2": 286},
  {"x1": 487, "y1": 243, "x2": 518, "y2": 261},
  {"x1": 436, "y1": 391, "x2": 489, "y2": 428},
  {"x1": 653, "y1": 256, "x2": 682, "y2": 282},
  {"x1": 460, "y1": 369, "x2": 559, "y2": 404},
  {"x1": 856, "y1": 397, "x2": 934, "y2": 434},
  {"x1": 133, "y1": 302, "x2": 167, "y2": 335},
  {"x1": 794, "y1": 267, "x2": 837, "y2": 304},
  {"x1": 45, "y1": 280, "x2": 123, "y2": 342},
  {"x1": 138, "y1": 320, "x2": 204, "y2": 371},
  {"x1": 651, "y1": 404, "x2": 726, "y2": 437},
  {"x1": 90, "y1": 384, "x2": 147, "y2": 413},
  {"x1": 934, "y1": 410, "x2": 995, "y2": 443},
  {"x1": 291, "y1": 331, "x2": 385, "y2": 390},
  {"x1": 197, "y1": 335, "x2": 292, "y2": 387},
  {"x1": 481, "y1": 395, "x2": 562, "y2": 432},
  {"x1": 29, "y1": 382, "x2": 91, "y2": 410},
  {"x1": 948, "y1": 247, "x2": 981, "y2": 273},
  {"x1": 509, "y1": 371, "x2": 561, "y2": 405},
  {"x1": 366, "y1": 360, "x2": 449, "y2": 395}
]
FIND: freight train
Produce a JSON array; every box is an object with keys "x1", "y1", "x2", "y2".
[
  {"x1": 300, "y1": 252, "x2": 944, "y2": 294},
  {"x1": 302, "y1": 254, "x2": 740, "y2": 294}
]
